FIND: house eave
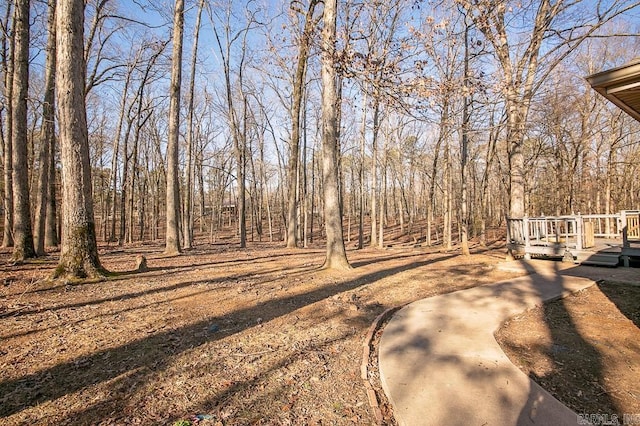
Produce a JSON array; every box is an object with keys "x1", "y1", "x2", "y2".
[{"x1": 586, "y1": 58, "x2": 640, "y2": 122}]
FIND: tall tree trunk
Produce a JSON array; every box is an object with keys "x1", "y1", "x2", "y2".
[
  {"x1": 2, "y1": 2, "x2": 14, "y2": 248},
  {"x1": 165, "y1": 0, "x2": 184, "y2": 255},
  {"x1": 247, "y1": 131, "x2": 262, "y2": 241},
  {"x1": 479, "y1": 106, "x2": 499, "y2": 247},
  {"x1": 236, "y1": 99, "x2": 247, "y2": 248},
  {"x1": 460, "y1": 16, "x2": 470, "y2": 256},
  {"x1": 118, "y1": 118, "x2": 133, "y2": 245},
  {"x1": 182, "y1": 0, "x2": 204, "y2": 249},
  {"x1": 54, "y1": 0, "x2": 104, "y2": 279},
  {"x1": 378, "y1": 133, "x2": 386, "y2": 249},
  {"x1": 34, "y1": 0, "x2": 57, "y2": 256},
  {"x1": 197, "y1": 147, "x2": 205, "y2": 233},
  {"x1": 127, "y1": 48, "x2": 163, "y2": 244},
  {"x1": 427, "y1": 99, "x2": 447, "y2": 246},
  {"x1": 45, "y1": 129, "x2": 58, "y2": 247},
  {"x1": 443, "y1": 142, "x2": 452, "y2": 251},
  {"x1": 506, "y1": 98, "x2": 527, "y2": 218},
  {"x1": 258, "y1": 129, "x2": 273, "y2": 242},
  {"x1": 107, "y1": 56, "x2": 136, "y2": 242},
  {"x1": 369, "y1": 98, "x2": 380, "y2": 247},
  {"x1": 11, "y1": 0, "x2": 35, "y2": 261},
  {"x1": 286, "y1": 0, "x2": 318, "y2": 248},
  {"x1": 127, "y1": 122, "x2": 140, "y2": 244},
  {"x1": 310, "y1": 147, "x2": 315, "y2": 243},
  {"x1": 301, "y1": 98, "x2": 308, "y2": 247},
  {"x1": 358, "y1": 88, "x2": 367, "y2": 249},
  {"x1": 321, "y1": 0, "x2": 350, "y2": 270},
  {"x1": 211, "y1": 8, "x2": 250, "y2": 248}
]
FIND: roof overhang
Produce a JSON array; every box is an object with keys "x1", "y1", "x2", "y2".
[{"x1": 586, "y1": 58, "x2": 640, "y2": 122}]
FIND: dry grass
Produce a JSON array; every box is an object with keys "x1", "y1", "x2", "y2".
[
  {"x1": 3, "y1": 233, "x2": 636, "y2": 425},
  {"x1": 1, "y1": 237, "x2": 514, "y2": 425}
]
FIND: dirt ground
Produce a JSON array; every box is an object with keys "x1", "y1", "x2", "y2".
[
  {"x1": 497, "y1": 281, "x2": 640, "y2": 421},
  {"x1": 0, "y1": 236, "x2": 638, "y2": 425}
]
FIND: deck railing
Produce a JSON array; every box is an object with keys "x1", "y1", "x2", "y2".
[
  {"x1": 621, "y1": 210, "x2": 640, "y2": 244},
  {"x1": 581, "y1": 214, "x2": 621, "y2": 239},
  {"x1": 506, "y1": 211, "x2": 639, "y2": 266},
  {"x1": 506, "y1": 212, "x2": 637, "y2": 251}
]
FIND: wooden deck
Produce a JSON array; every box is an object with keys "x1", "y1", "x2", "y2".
[{"x1": 506, "y1": 211, "x2": 640, "y2": 267}]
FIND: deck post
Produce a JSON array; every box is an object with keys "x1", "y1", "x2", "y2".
[
  {"x1": 523, "y1": 216, "x2": 531, "y2": 260},
  {"x1": 621, "y1": 210, "x2": 629, "y2": 248},
  {"x1": 576, "y1": 214, "x2": 583, "y2": 252},
  {"x1": 621, "y1": 211, "x2": 630, "y2": 267}
]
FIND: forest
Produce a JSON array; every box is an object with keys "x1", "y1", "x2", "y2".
[
  {"x1": 1, "y1": 0, "x2": 640, "y2": 270},
  {"x1": 1, "y1": 0, "x2": 640, "y2": 424}
]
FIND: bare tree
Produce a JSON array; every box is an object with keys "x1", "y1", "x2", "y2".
[
  {"x1": 106, "y1": 48, "x2": 135, "y2": 243},
  {"x1": 459, "y1": 0, "x2": 639, "y2": 219},
  {"x1": 459, "y1": 9, "x2": 471, "y2": 256},
  {"x1": 34, "y1": 0, "x2": 56, "y2": 256},
  {"x1": 1, "y1": 1, "x2": 14, "y2": 248},
  {"x1": 182, "y1": 0, "x2": 205, "y2": 250},
  {"x1": 10, "y1": 0, "x2": 35, "y2": 261},
  {"x1": 45, "y1": 103, "x2": 58, "y2": 246},
  {"x1": 209, "y1": 1, "x2": 260, "y2": 249},
  {"x1": 165, "y1": 0, "x2": 184, "y2": 255},
  {"x1": 54, "y1": 0, "x2": 105, "y2": 278},
  {"x1": 321, "y1": 0, "x2": 350, "y2": 269},
  {"x1": 286, "y1": 0, "x2": 319, "y2": 249}
]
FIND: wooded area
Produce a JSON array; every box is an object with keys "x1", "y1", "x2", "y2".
[
  {"x1": 1, "y1": 0, "x2": 639, "y2": 275},
  {"x1": 2, "y1": 1, "x2": 640, "y2": 423}
]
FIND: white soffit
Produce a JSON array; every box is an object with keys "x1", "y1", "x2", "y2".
[{"x1": 586, "y1": 58, "x2": 640, "y2": 122}]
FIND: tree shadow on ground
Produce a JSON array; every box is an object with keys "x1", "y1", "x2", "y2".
[
  {"x1": 516, "y1": 262, "x2": 623, "y2": 422},
  {"x1": 377, "y1": 259, "x2": 624, "y2": 424},
  {"x1": 17, "y1": 249, "x2": 323, "y2": 295},
  {"x1": 0, "y1": 262, "x2": 318, "y2": 320},
  {"x1": 62, "y1": 310, "x2": 364, "y2": 424},
  {"x1": 0, "y1": 253, "x2": 456, "y2": 419},
  {"x1": 597, "y1": 281, "x2": 640, "y2": 328}
]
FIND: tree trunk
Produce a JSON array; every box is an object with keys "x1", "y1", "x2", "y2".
[
  {"x1": 301, "y1": 99, "x2": 308, "y2": 247},
  {"x1": 378, "y1": 134, "x2": 386, "y2": 249},
  {"x1": 45, "y1": 127, "x2": 58, "y2": 247},
  {"x1": 427, "y1": 98, "x2": 447, "y2": 247},
  {"x1": 310, "y1": 147, "x2": 315, "y2": 243},
  {"x1": 165, "y1": 0, "x2": 184, "y2": 255},
  {"x1": 106, "y1": 55, "x2": 138, "y2": 243},
  {"x1": 54, "y1": 0, "x2": 104, "y2": 279},
  {"x1": 506, "y1": 97, "x2": 527, "y2": 218},
  {"x1": 358, "y1": 88, "x2": 367, "y2": 249},
  {"x1": 460, "y1": 16, "x2": 470, "y2": 256},
  {"x1": 34, "y1": 0, "x2": 57, "y2": 256},
  {"x1": 182, "y1": 0, "x2": 204, "y2": 250},
  {"x1": 118, "y1": 118, "x2": 133, "y2": 245},
  {"x1": 478, "y1": 106, "x2": 499, "y2": 247},
  {"x1": 11, "y1": 0, "x2": 35, "y2": 261},
  {"x1": 236, "y1": 99, "x2": 247, "y2": 248},
  {"x1": 286, "y1": 0, "x2": 318, "y2": 249},
  {"x1": 320, "y1": 0, "x2": 350, "y2": 270},
  {"x1": 1, "y1": 2, "x2": 14, "y2": 248},
  {"x1": 443, "y1": 142, "x2": 452, "y2": 251},
  {"x1": 197, "y1": 148, "x2": 205, "y2": 233},
  {"x1": 369, "y1": 98, "x2": 380, "y2": 247},
  {"x1": 127, "y1": 47, "x2": 163, "y2": 244}
]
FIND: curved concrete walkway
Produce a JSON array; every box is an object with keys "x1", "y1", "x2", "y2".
[{"x1": 378, "y1": 260, "x2": 598, "y2": 426}]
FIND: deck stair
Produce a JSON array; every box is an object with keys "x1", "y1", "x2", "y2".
[{"x1": 573, "y1": 251, "x2": 620, "y2": 266}]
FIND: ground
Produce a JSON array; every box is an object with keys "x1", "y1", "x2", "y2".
[
  {"x1": 497, "y1": 280, "x2": 640, "y2": 421},
  {"x1": 0, "y1": 235, "x2": 638, "y2": 425}
]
